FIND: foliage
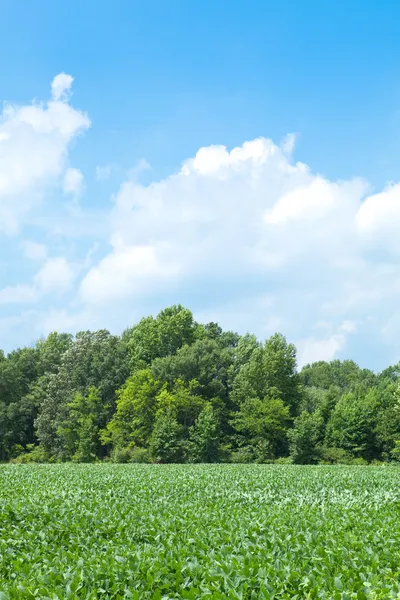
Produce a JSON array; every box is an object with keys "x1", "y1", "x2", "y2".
[
  {"x1": 288, "y1": 410, "x2": 323, "y2": 464},
  {"x1": 35, "y1": 330, "x2": 129, "y2": 459},
  {"x1": 150, "y1": 409, "x2": 185, "y2": 463},
  {"x1": 231, "y1": 390, "x2": 291, "y2": 461},
  {"x1": 325, "y1": 389, "x2": 379, "y2": 460},
  {"x1": 58, "y1": 387, "x2": 108, "y2": 462},
  {"x1": 11, "y1": 444, "x2": 54, "y2": 464},
  {"x1": 126, "y1": 305, "x2": 198, "y2": 371},
  {"x1": 0, "y1": 464, "x2": 400, "y2": 597},
  {"x1": 103, "y1": 369, "x2": 162, "y2": 449},
  {"x1": 188, "y1": 403, "x2": 221, "y2": 462},
  {"x1": 1, "y1": 304, "x2": 400, "y2": 464},
  {"x1": 110, "y1": 445, "x2": 151, "y2": 463},
  {"x1": 231, "y1": 333, "x2": 301, "y2": 415}
]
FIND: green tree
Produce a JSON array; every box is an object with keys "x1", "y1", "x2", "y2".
[
  {"x1": 0, "y1": 346, "x2": 40, "y2": 459},
  {"x1": 104, "y1": 369, "x2": 162, "y2": 450},
  {"x1": 325, "y1": 388, "x2": 379, "y2": 460},
  {"x1": 374, "y1": 382, "x2": 400, "y2": 459},
  {"x1": 36, "y1": 330, "x2": 129, "y2": 459},
  {"x1": 231, "y1": 390, "x2": 291, "y2": 461},
  {"x1": 288, "y1": 411, "x2": 323, "y2": 464},
  {"x1": 300, "y1": 359, "x2": 376, "y2": 392},
  {"x1": 156, "y1": 379, "x2": 205, "y2": 430},
  {"x1": 152, "y1": 338, "x2": 234, "y2": 403},
  {"x1": 126, "y1": 305, "x2": 198, "y2": 372},
  {"x1": 150, "y1": 409, "x2": 184, "y2": 463},
  {"x1": 189, "y1": 403, "x2": 220, "y2": 463},
  {"x1": 58, "y1": 387, "x2": 107, "y2": 462},
  {"x1": 231, "y1": 333, "x2": 301, "y2": 415}
]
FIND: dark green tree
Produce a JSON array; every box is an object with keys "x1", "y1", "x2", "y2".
[
  {"x1": 189, "y1": 403, "x2": 220, "y2": 463},
  {"x1": 126, "y1": 305, "x2": 198, "y2": 371},
  {"x1": 288, "y1": 411, "x2": 323, "y2": 464},
  {"x1": 232, "y1": 333, "x2": 301, "y2": 415},
  {"x1": 104, "y1": 369, "x2": 162, "y2": 450},
  {"x1": 231, "y1": 389, "x2": 291, "y2": 461},
  {"x1": 58, "y1": 387, "x2": 107, "y2": 462},
  {"x1": 325, "y1": 388, "x2": 379, "y2": 460},
  {"x1": 150, "y1": 409, "x2": 184, "y2": 463},
  {"x1": 36, "y1": 330, "x2": 129, "y2": 459}
]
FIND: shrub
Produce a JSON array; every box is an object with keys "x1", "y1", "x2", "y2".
[
  {"x1": 12, "y1": 444, "x2": 54, "y2": 464},
  {"x1": 391, "y1": 440, "x2": 400, "y2": 462},
  {"x1": 229, "y1": 447, "x2": 254, "y2": 463},
  {"x1": 111, "y1": 445, "x2": 151, "y2": 463},
  {"x1": 319, "y1": 446, "x2": 353, "y2": 464},
  {"x1": 275, "y1": 456, "x2": 293, "y2": 465},
  {"x1": 349, "y1": 457, "x2": 368, "y2": 466}
]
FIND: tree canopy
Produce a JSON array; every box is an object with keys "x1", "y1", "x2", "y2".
[{"x1": 1, "y1": 305, "x2": 399, "y2": 464}]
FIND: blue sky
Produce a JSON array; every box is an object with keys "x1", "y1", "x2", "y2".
[{"x1": 1, "y1": 0, "x2": 400, "y2": 370}]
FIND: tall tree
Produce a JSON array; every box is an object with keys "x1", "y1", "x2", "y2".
[
  {"x1": 189, "y1": 403, "x2": 221, "y2": 463},
  {"x1": 232, "y1": 333, "x2": 301, "y2": 415},
  {"x1": 58, "y1": 387, "x2": 108, "y2": 462},
  {"x1": 126, "y1": 305, "x2": 198, "y2": 371},
  {"x1": 288, "y1": 411, "x2": 323, "y2": 464},
  {"x1": 150, "y1": 409, "x2": 184, "y2": 463},
  {"x1": 325, "y1": 388, "x2": 380, "y2": 460},
  {"x1": 36, "y1": 330, "x2": 129, "y2": 459},
  {"x1": 231, "y1": 389, "x2": 291, "y2": 461},
  {"x1": 104, "y1": 369, "x2": 162, "y2": 450}
]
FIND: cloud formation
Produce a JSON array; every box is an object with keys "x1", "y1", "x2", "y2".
[
  {"x1": 76, "y1": 137, "x2": 400, "y2": 367},
  {"x1": 3, "y1": 74, "x2": 400, "y2": 369},
  {"x1": 63, "y1": 168, "x2": 84, "y2": 198},
  {"x1": 0, "y1": 257, "x2": 76, "y2": 305},
  {"x1": 0, "y1": 73, "x2": 90, "y2": 234}
]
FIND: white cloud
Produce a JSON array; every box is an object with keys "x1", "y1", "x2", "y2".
[
  {"x1": 63, "y1": 167, "x2": 84, "y2": 197},
  {"x1": 355, "y1": 183, "x2": 400, "y2": 253},
  {"x1": 264, "y1": 177, "x2": 349, "y2": 224},
  {"x1": 34, "y1": 257, "x2": 76, "y2": 295},
  {"x1": 82, "y1": 137, "x2": 366, "y2": 303},
  {"x1": 51, "y1": 73, "x2": 74, "y2": 101},
  {"x1": 280, "y1": 132, "x2": 297, "y2": 154},
  {"x1": 0, "y1": 257, "x2": 76, "y2": 305},
  {"x1": 80, "y1": 244, "x2": 179, "y2": 303},
  {"x1": 298, "y1": 335, "x2": 346, "y2": 367},
  {"x1": 77, "y1": 135, "x2": 400, "y2": 367},
  {"x1": 5, "y1": 111, "x2": 400, "y2": 368},
  {"x1": 21, "y1": 240, "x2": 48, "y2": 260},
  {"x1": 0, "y1": 73, "x2": 90, "y2": 234},
  {"x1": 38, "y1": 308, "x2": 93, "y2": 336},
  {"x1": 0, "y1": 285, "x2": 37, "y2": 305},
  {"x1": 297, "y1": 322, "x2": 357, "y2": 367}
]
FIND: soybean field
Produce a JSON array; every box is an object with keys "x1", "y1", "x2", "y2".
[{"x1": 0, "y1": 464, "x2": 399, "y2": 599}]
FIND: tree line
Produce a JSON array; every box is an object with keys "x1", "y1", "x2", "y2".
[{"x1": 1, "y1": 305, "x2": 400, "y2": 464}]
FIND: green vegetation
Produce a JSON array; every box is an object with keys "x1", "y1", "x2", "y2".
[
  {"x1": 0, "y1": 464, "x2": 400, "y2": 598},
  {"x1": 1, "y1": 304, "x2": 400, "y2": 464}
]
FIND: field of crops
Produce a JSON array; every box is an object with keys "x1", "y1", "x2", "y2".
[{"x1": 0, "y1": 465, "x2": 399, "y2": 599}]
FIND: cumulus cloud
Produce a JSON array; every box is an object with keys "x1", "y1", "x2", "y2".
[
  {"x1": 0, "y1": 285, "x2": 37, "y2": 305},
  {"x1": 81, "y1": 138, "x2": 365, "y2": 301},
  {"x1": 297, "y1": 322, "x2": 357, "y2": 367},
  {"x1": 34, "y1": 257, "x2": 76, "y2": 295},
  {"x1": 51, "y1": 73, "x2": 74, "y2": 101},
  {"x1": 0, "y1": 257, "x2": 76, "y2": 305},
  {"x1": 21, "y1": 240, "x2": 48, "y2": 260},
  {"x1": 0, "y1": 73, "x2": 90, "y2": 234},
  {"x1": 5, "y1": 95, "x2": 400, "y2": 368},
  {"x1": 63, "y1": 167, "x2": 84, "y2": 197},
  {"x1": 76, "y1": 136, "x2": 400, "y2": 367},
  {"x1": 355, "y1": 183, "x2": 400, "y2": 254},
  {"x1": 80, "y1": 244, "x2": 179, "y2": 303}
]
